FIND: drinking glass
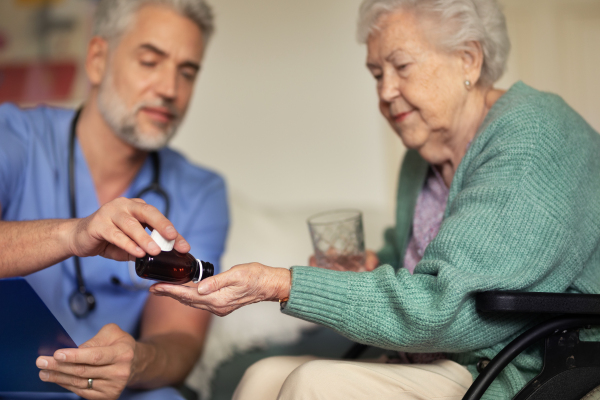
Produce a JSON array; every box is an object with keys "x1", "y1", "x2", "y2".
[{"x1": 307, "y1": 209, "x2": 365, "y2": 271}]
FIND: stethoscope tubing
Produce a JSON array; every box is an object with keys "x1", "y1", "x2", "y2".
[{"x1": 68, "y1": 108, "x2": 171, "y2": 317}]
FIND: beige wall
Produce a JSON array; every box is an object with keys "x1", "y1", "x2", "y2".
[
  {"x1": 500, "y1": 0, "x2": 600, "y2": 129},
  {"x1": 172, "y1": 0, "x2": 388, "y2": 211}
]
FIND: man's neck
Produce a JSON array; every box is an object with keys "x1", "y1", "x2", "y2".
[{"x1": 76, "y1": 95, "x2": 148, "y2": 206}]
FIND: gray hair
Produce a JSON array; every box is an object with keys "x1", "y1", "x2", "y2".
[
  {"x1": 357, "y1": 0, "x2": 510, "y2": 86},
  {"x1": 93, "y1": 0, "x2": 214, "y2": 47}
]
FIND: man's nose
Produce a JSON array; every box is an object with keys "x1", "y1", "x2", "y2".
[
  {"x1": 155, "y1": 65, "x2": 178, "y2": 100},
  {"x1": 379, "y1": 72, "x2": 401, "y2": 103}
]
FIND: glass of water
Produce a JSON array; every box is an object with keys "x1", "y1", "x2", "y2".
[{"x1": 307, "y1": 209, "x2": 366, "y2": 271}]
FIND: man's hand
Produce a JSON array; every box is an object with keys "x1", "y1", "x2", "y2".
[
  {"x1": 150, "y1": 263, "x2": 292, "y2": 317},
  {"x1": 68, "y1": 197, "x2": 189, "y2": 261},
  {"x1": 308, "y1": 249, "x2": 379, "y2": 272},
  {"x1": 0, "y1": 197, "x2": 191, "y2": 282},
  {"x1": 36, "y1": 324, "x2": 138, "y2": 400}
]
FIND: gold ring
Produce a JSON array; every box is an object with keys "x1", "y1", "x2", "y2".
[{"x1": 87, "y1": 378, "x2": 93, "y2": 389}]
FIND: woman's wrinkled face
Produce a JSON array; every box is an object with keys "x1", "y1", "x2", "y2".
[{"x1": 367, "y1": 10, "x2": 467, "y2": 157}]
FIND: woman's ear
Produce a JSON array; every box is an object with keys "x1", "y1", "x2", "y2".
[
  {"x1": 85, "y1": 37, "x2": 109, "y2": 87},
  {"x1": 461, "y1": 40, "x2": 484, "y2": 86}
]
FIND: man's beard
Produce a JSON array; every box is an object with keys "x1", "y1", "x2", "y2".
[{"x1": 97, "y1": 71, "x2": 181, "y2": 151}]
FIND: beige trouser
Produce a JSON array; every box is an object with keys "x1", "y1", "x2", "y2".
[{"x1": 232, "y1": 356, "x2": 473, "y2": 400}]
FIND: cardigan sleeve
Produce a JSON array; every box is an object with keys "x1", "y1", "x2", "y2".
[
  {"x1": 283, "y1": 100, "x2": 600, "y2": 353},
  {"x1": 285, "y1": 195, "x2": 572, "y2": 352},
  {"x1": 376, "y1": 227, "x2": 400, "y2": 270}
]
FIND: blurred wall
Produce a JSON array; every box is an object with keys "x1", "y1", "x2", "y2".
[
  {"x1": 499, "y1": 0, "x2": 600, "y2": 130},
  {"x1": 172, "y1": 0, "x2": 388, "y2": 211},
  {"x1": 0, "y1": 0, "x2": 93, "y2": 103}
]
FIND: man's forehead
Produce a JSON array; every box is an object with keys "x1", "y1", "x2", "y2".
[{"x1": 118, "y1": 4, "x2": 204, "y2": 60}]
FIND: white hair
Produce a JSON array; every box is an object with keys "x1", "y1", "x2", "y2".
[
  {"x1": 93, "y1": 0, "x2": 214, "y2": 47},
  {"x1": 357, "y1": 0, "x2": 510, "y2": 86}
]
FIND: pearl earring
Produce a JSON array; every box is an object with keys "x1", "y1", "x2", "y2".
[{"x1": 465, "y1": 80, "x2": 472, "y2": 90}]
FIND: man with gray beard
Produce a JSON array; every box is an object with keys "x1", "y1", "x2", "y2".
[{"x1": 0, "y1": 1, "x2": 228, "y2": 399}]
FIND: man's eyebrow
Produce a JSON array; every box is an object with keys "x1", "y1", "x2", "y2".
[
  {"x1": 139, "y1": 43, "x2": 168, "y2": 57},
  {"x1": 138, "y1": 43, "x2": 200, "y2": 71}
]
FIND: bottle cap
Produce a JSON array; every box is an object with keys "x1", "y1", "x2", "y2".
[
  {"x1": 195, "y1": 259, "x2": 202, "y2": 283},
  {"x1": 194, "y1": 259, "x2": 215, "y2": 283},
  {"x1": 150, "y1": 229, "x2": 175, "y2": 252}
]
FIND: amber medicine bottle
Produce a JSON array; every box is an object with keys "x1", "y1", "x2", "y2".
[
  {"x1": 135, "y1": 250, "x2": 214, "y2": 284},
  {"x1": 135, "y1": 230, "x2": 215, "y2": 284}
]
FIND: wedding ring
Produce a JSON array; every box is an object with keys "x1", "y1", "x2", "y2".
[{"x1": 87, "y1": 378, "x2": 93, "y2": 389}]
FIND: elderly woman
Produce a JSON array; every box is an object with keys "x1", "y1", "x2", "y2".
[{"x1": 152, "y1": 0, "x2": 600, "y2": 398}]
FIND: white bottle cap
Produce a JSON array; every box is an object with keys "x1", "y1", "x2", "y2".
[{"x1": 150, "y1": 229, "x2": 175, "y2": 252}]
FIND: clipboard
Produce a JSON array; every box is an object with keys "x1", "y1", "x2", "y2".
[{"x1": 0, "y1": 278, "x2": 78, "y2": 395}]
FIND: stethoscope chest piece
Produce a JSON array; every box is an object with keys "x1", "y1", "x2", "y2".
[{"x1": 69, "y1": 289, "x2": 96, "y2": 319}]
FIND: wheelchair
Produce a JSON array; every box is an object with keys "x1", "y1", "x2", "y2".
[
  {"x1": 462, "y1": 291, "x2": 600, "y2": 400},
  {"x1": 344, "y1": 291, "x2": 600, "y2": 400}
]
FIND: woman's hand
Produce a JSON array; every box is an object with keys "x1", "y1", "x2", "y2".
[
  {"x1": 149, "y1": 263, "x2": 292, "y2": 317},
  {"x1": 309, "y1": 249, "x2": 379, "y2": 272},
  {"x1": 36, "y1": 324, "x2": 137, "y2": 400},
  {"x1": 67, "y1": 197, "x2": 189, "y2": 262}
]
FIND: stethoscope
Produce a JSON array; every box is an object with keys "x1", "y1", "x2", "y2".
[{"x1": 68, "y1": 109, "x2": 171, "y2": 318}]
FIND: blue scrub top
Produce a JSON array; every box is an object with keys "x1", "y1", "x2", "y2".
[{"x1": 0, "y1": 104, "x2": 229, "y2": 399}]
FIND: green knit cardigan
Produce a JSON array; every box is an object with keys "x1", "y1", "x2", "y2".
[{"x1": 283, "y1": 82, "x2": 600, "y2": 399}]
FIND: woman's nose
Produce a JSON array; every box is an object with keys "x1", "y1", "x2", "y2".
[{"x1": 379, "y1": 73, "x2": 401, "y2": 103}]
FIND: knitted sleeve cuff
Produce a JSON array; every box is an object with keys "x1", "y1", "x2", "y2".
[{"x1": 281, "y1": 266, "x2": 351, "y2": 330}]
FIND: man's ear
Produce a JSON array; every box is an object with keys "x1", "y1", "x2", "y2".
[
  {"x1": 85, "y1": 37, "x2": 110, "y2": 86},
  {"x1": 460, "y1": 40, "x2": 484, "y2": 86}
]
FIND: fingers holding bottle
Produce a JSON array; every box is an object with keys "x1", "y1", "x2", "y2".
[{"x1": 67, "y1": 197, "x2": 189, "y2": 262}]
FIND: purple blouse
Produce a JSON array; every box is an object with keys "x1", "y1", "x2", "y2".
[
  {"x1": 392, "y1": 166, "x2": 449, "y2": 364},
  {"x1": 403, "y1": 166, "x2": 449, "y2": 273}
]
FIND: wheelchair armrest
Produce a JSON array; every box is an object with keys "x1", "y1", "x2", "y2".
[{"x1": 476, "y1": 291, "x2": 600, "y2": 314}]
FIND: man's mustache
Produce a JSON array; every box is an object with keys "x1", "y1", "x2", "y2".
[{"x1": 133, "y1": 100, "x2": 180, "y2": 121}]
